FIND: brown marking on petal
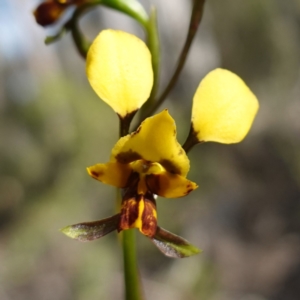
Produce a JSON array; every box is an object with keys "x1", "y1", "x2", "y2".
[
  {"x1": 123, "y1": 172, "x2": 140, "y2": 192},
  {"x1": 115, "y1": 150, "x2": 142, "y2": 164},
  {"x1": 145, "y1": 174, "x2": 161, "y2": 195},
  {"x1": 132, "y1": 125, "x2": 141, "y2": 135},
  {"x1": 118, "y1": 197, "x2": 140, "y2": 232},
  {"x1": 185, "y1": 182, "x2": 198, "y2": 195},
  {"x1": 90, "y1": 170, "x2": 100, "y2": 178},
  {"x1": 141, "y1": 194, "x2": 157, "y2": 238},
  {"x1": 159, "y1": 159, "x2": 181, "y2": 175},
  {"x1": 178, "y1": 148, "x2": 183, "y2": 155},
  {"x1": 185, "y1": 187, "x2": 194, "y2": 195}
]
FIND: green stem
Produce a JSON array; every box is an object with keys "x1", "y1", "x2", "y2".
[
  {"x1": 136, "y1": 0, "x2": 206, "y2": 125},
  {"x1": 122, "y1": 230, "x2": 143, "y2": 300},
  {"x1": 139, "y1": 7, "x2": 160, "y2": 119},
  {"x1": 102, "y1": 0, "x2": 148, "y2": 28},
  {"x1": 68, "y1": 4, "x2": 95, "y2": 58},
  {"x1": 119, "y1": 116, "x2": 144, "y2": 300},
  {"x1": 69, "y1": 0, "x2": 149, "y2": 59}
]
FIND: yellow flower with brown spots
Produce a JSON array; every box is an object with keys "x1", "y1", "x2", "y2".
[
  {"x1": 61, "y1": 29, "x2": 259, "y2": 258},
  {"x1": 88, "y1": 109, "x2": 197, "y2": 238}
]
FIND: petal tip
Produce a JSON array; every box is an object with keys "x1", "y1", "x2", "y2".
[{"x1": 86, "y1": 166, "x2": 101, "y2": 179}]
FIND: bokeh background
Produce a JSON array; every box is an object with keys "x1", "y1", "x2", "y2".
[{"x1": 1, "y1": 1, "x2": 300, "y2": 299}]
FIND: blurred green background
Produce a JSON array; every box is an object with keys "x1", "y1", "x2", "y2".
[{"x1": 1, "y1": 1, "x2": 300, "y2": 299}]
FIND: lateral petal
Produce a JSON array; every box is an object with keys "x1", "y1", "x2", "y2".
[
  {"x1": 146, "y1": 171, "x2": 198, "y2": 198},
  {"x1": 192, "y1": 68, "x2": 259, "y2": 144},
  {"x1": 87, "y1": 162, "x2": 132, "y2": 188}
]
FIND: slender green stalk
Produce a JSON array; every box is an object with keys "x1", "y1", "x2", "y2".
[
  {"x1": 102, "y1": 0, "x2": 148, "y2": 28},
  {"x1": 68, "y1": 4, "x2": 95, "y2": 58},
  {"x1": 136, "y1": 0, "x2": 206, "y2": 125},
  {"x1": 122, "y1": 230, "x2": 143, "y2": 300},
  {"x1": 119, "y1": 116, "x2": 144, "y2": 300},
  {"x1": 139, "y1": 7, "x2": 160, "y2": 118},
  {"x1": 69, "y1": 0, "x2": 149, "y2": 59}
]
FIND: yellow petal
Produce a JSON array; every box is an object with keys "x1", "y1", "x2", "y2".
[
  {"x1": 191, "y1": 68, "x2": 259, "y2": 144},
  {"x1": 109, "y1": 135, "x2": 132, "y2": 161},
  {"x1": 110, "y1": 110, "x2": 190, "y2": 177},
  {"x1": 146, "y1": 172, "x2": 198, "y2": 198},
  {"x1": 86, "y1": 30, "x2": 153, "y2": 117},
  {"x1": 87, "y1": 162, "x2": 132, "y2": 188}
]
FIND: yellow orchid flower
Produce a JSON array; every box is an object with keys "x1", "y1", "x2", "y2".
[
  {"x1": 87, "y1": 110, "x2": 198, "y2": 237},
  {"x1": 62, "y1": 29, "x2": 259, "y2": 258},
  {"x1": 62, "y1": 110, "x2": 200, "y2": 258}
]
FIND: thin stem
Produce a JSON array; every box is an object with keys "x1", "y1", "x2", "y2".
[
  {"x1": 118, "y1": 111, "x2": 137, "y2": 137},
  {"x1": 102, "y1": 0, "x2": 148, "y2": 28},
  {"x1": 122, "y1": 230, "x2": 143, "y2": 300},
  {"x1": 68, "y1": 4, "x2": 95, "y2": 58},
  {"x1": 69, "y1": 0, "x2": 149, "y2": 59},
  {"x1": 182, "y1": 125, "x2": 201, "y2": 154},
  {"x1": 136, "y1": 0, "x2": 206, "y2": 125},
  {"x1": 118, "y1": 114, "x2": 143, "y2": 300},
  {"x1": 139, "y1": 7, "x2": 160, "y2": 119}
]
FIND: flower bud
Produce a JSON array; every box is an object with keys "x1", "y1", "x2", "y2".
[{"x1": 33, "y1": 1, "x2": 68, "y2": 26}]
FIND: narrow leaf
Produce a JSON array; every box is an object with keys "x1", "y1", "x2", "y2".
[
  {"x1": 60, "y1": 214, "x2": 120, "y2": 242},
  {"x1": 45, "y1": 26, "x2": 68, "y2": 44},
  {"x1": 151, "y1": 226, "x2": 201, "y2": 258}
]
